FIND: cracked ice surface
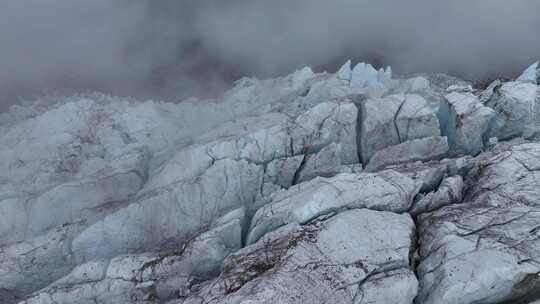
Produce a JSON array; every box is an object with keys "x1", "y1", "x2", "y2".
[{"x1": 2, "y1": 61, "x2": 540, "y2": 304}]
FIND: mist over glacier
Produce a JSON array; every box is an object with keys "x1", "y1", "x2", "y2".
[
  {"x1": 3, "y1": 2, "x2": 540, "y2": 303},
  {"x1": 1, "y1": 0, "x2": 540, "y2": 105}
]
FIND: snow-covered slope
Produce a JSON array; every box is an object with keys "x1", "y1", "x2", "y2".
[{"x1": 2, "y1": 61, "x2": 540, "y2": 304}]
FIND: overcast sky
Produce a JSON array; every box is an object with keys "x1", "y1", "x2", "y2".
[{"x1": 1, "y1": 0, "x2": 540, "y2": 104}]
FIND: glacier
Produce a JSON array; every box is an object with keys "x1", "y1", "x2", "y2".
[{"x1": 1, "y1": 61, "x2": 540, "y2": 304}]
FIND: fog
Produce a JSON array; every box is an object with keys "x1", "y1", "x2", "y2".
[{"x1": 1, "y1": 0, "x2": 540, "y2": 106}]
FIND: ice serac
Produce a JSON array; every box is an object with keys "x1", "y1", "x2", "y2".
[
  {"x1": 264, "y1": 155, "x2": 304, "y2": 188},
  {"x1": 181, "y1": 209, "x2": 417, "y2": 304},
  {"x1": 405, "y1": 76, "x2": 431, "y2": 93},
  {"x1": 72, "y1": 95, "x2": 359, "y2": 263},
  {"x1": 21, "y1": 211, "x2": 244, "y2": 304},
  {"x1": 336, "y1": 60, "x2": 352, "y2": 81},
  {"x1": 246, "y1": 171, "x2": 420, "y2": 245},
  {"x1": 4, "y1": 61, "x2": 540, "y2": 304},
  {"x1": 388, "y1": 161, "x2": 447, "y2": 193},
  {"x1": 395, "y1": 94, "x2": 440, "y2": 142},
  {"x1": 485, "y1": 81, "x2": 539, "y2": 140},
  {"x1": 416, "y1": 143, "x2": 540, "y2": 304},
  {"x1": 289, "y1": 100, "x2": 359, "y2": 165},
  {"x1": 410, "y1": 175, "x2": 463, "y2": 215},
  {"x1": 366, "y1": 136, "x2": 449, "y2": 171},
  {"x1": 295, "y1": 143, "x2": 345, "y2": 183},
  {"x1": 0, "y1": 68, "x2": 329, "y2": 300},
  {"x1": 350, "y1": 62, "x2": 391, "y2": 89},
  {"x1": 351, "y1": 62, "x2": 378, "y2": 88},
  {"x1": 516, "y1": 61, "x2": 539, "y2": 84},
  {"x1": 440, "y1": 92, "x2": 495, "y2": 156},
  {"x1": 358, "y1": 94, "x2": 402, "y2": 163},
  {"x1": 358, "y1": 93, "x2": 440, "y2": 164}
]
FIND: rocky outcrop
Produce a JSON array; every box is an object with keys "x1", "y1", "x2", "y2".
[{"x1": 1, "y1": 61, "x2": 540, "y2": 304}]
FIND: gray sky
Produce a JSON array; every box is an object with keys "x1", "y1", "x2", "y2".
[{"x1": 1, "y1": 0, "x2": 540, "y2": 105}]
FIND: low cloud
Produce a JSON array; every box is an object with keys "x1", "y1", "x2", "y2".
[{"x1": 1, "y1": 0, "x2": 539, "y2": 106}]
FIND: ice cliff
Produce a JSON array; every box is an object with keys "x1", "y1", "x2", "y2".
[{"x1": 2, "y1": 61, "x2": 540, "y2": 304}]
